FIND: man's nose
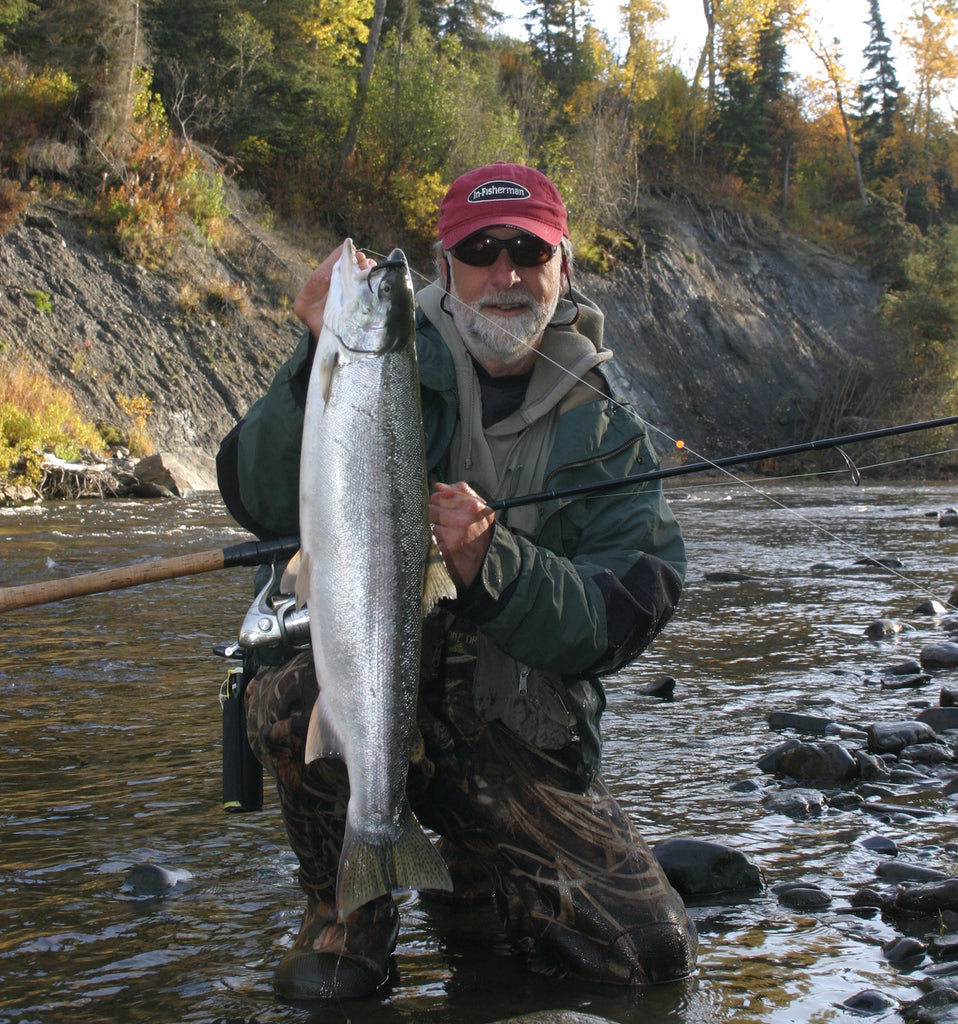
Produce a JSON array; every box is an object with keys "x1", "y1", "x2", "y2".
[{"x1": 488, "y1": 247, "x2": 521, "y2": 286}]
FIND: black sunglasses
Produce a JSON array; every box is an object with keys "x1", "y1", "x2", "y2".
[{"x1": 451, "y1": 233, "x2": 558, "y2": 268}]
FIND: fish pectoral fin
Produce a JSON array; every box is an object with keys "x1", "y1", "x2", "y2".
[
  {"x1": 280, "y1": 549, "x2": 301, "y2": 596},
  {"x1": 336, "y1": 804, "x2": 453, "y2": 920},
  {"x1": 304, "y1": 697, "x2": 344, "y2": 764},
  {"x1": 293, "y1": 551, "x2": 311, "y2": 608},
  {"x1": 422, "y1": 532, "x2": 458, "y2": 616}
]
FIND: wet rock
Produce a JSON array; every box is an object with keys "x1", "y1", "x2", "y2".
[
  {"x1": 902, "y1": 743, "x2": 955, "y2": 765},
  {"x1": 942, "y1": 688, "x2": 958, "y2": 707},
  {"x1": 882, "y1": 673, "x2": 933, "y2": 690},
  {"x1": 121, "y1": 862, "x2": 191, "y2": 896},
  {"x1": 861, "y1": 835, "x2": 898, "y2": 856},
  {"x1": 876, "y1": 861, "x2": 950, "y2": 883},
  {"x1": 829, "y1": 791, "x2": 865, "y2": 811},
  {"x1": 856, "y1": 556, "x2": 904, "y2": 569},
  {"x1": 767, "y1": 711, "x2": 835, "y2": 734},
  {"x1": 944, "y1": 776, "x2": 958, "y2": 796},
  {"x1": 757, "y1": 738, "x2": 800, "y2": 773},
  {"x1": 922, "y1": 642, "x2": 958, "y2": 669},
  {"x1": 863, "y1": 618, "x2": 913, "y2": 639},
  {"x1": 773, "y1": 882, "x2": 832, "y2": 909},
  {"x1": 929, "y1": 935, "x2": 958, "y2": 963},
  {"x1": 637, "y1": 675, "x2": 675, "y2": 700},
  {"x1": 763, "y1": 739, "x2": 858, "y2": 783},
  {"x1": 901, "y1": 988, "x2": 958, "y2": 1024},
  {"x1": 764, "y1": 788, "x2": 825, "y2": 818},
  {"x1": 855, "y1": 750, "x2": 892, "y2": 781},
  {"x1": 653, "y1": 838, "x2": 764, "y2": 899},
  {"x1": 918, "y1": 707, "x2": 958, "y2": 734},
  {"x1": 893, "y1": 879, "x2": 958, "y2": 916},
  {"x1": 867, "y1": 720, "x2": 940, "y2": 754},
  {"x1": 916, "y1": 600, "x2": 951, "y2": 616},
  {"x1": 841, "y1": 988, "x2": 898, "y2": 1014},
  {"x1": 862, "y1": 802, "x2": 937, "y2": 821},
  {"x1": 883, "y1": 936, "x2": 927, "y2": 962},
  {"x1": 885, "y1": 659, "x2": 924, "y2": 675}
]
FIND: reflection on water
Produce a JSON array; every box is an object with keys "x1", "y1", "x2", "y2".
[{"x1": 1, "y1": 483, "x2": 957, "y2": 1023}]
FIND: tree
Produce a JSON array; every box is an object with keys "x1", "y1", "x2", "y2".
[
  {"x1": 520, "y1": 0, "x2": 594, "y2": 100},
  {"x1": 857, "y1": 0, "x2": 901, "y2": 181},
  {"x1": 801, "y1": 25, "x2": 866, "y2": 200}
]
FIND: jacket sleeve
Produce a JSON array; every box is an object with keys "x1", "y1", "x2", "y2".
[
  {"x1": 454, "y1": 426, "x2": 685, "y2": 678},
  {"x1": 215, "y1": 330, "x2": 312, "y2": 539}
]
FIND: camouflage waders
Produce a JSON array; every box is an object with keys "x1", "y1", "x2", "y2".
[{"x1": 246, "y1": 641, "x2": 697, "y2": 989}]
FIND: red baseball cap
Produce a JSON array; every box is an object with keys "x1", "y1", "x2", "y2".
[{"x1": 437, "y1": 162, "x2": 569, "y2": 249}]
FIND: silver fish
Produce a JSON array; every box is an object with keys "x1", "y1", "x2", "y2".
[{"x1": 297, "y1": 239, "x2": 454, "y2": 920}]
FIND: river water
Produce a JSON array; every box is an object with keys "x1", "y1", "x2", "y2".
[{"x1": 2, "y1": 481, "x2": 957, "y2": 1024}]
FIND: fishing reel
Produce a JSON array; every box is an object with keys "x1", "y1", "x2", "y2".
[{"x1": 238, "y1": 564, "x2": 311, "y2": 649}]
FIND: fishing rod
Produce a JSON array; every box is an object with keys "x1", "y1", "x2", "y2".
[
  {"x1": 0, "y1": 535, "x2": 300, "y2": 613},
  {"x1": 487, "y1": 414, "x2": 958, "y2": 512},
  {"x1": 3, "y1": 415, "x2": 956, "y2": 613}
]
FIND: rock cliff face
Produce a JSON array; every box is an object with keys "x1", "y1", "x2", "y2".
[{"x1": 0, "y1": 191, "x2": 881, "y2": 465}]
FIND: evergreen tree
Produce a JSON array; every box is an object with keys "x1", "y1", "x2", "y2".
[
  {"x1": 857, "y1": 0, "x2": 901, "y2": 181},
  {"x1": 520, "y1": 0, "x2": 594, "y2": 101}
]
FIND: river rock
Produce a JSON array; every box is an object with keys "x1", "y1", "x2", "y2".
[
  {"x1": 881, "y1": 673, "x2": 932, "y2": 690},
  {"x1": 637, "y1": 675, "x2": 675, "y2": 699},
  {"x1": 121, "y1": 862, "x2": 192, "y2": 896},
  {"x1": 773, "y1": 882, "x2": 832, "y2": 909},
  {"x1": 856, "y1": 556, "x2": 904, "y2": 569},
  {"x1": 863, "y1": 618, "x2": 912, "y2": 639},
  {"x1": 916, "y1": 600, "x2": 951, "y2": 616},
  {"x1": 132, "y1": 448, "x2": 218, "y2": 497},
  {"x1": 653, "y1": 838, "x2": 764, "y2": 898},
  {"x1": 884, "y1": 936, "x2": 927, "y2": 962},
  {"x1": 841, "y1": 989, "x2": 898, "y2": 1014},
  {"x1": 892, "y1": 879, "x2": 958, "y2": 916},
  {"x1": 901, "y1": 989, "x2": 958, "y2": 1024},
  {"x1": 767, "y1": 711, "x2": 835, "y2": 735},
  {"x1": 774, "y1": 740, "x2": 858, "y2": 783},
  {"x1": 919, "y1": 707, "x2": 958, "y2": 733},
  {"x1": 861, "y1": 835, "x2": 898, "y2": 855},
  {"x1": 763, "y1": 788, "x2": 825, "y2": 818},
  {"x1": 867, "y1": 720, "x2": 940, "y2": 754},
  {"x1": 885, "y1": 659, "x2": 924, "y2": 675},
  {"x1": 876, "y1": 861, "x2": 950, "y2": 883},
  {"x1": 942, "y1": 688, "x2": 958, "y2": 707},
  {"x1": 902, "y1": 743, "x2": 955, "y2": 765},
  {"x1": 922, "y1": 642, "x2": 958, "y2": 668}
]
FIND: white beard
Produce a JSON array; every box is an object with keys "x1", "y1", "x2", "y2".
[{"x1": 448, "y1": 278, "x2": 560, "y2": 369}]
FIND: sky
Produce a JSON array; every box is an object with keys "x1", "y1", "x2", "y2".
[{"x1": 497, "y1": 0, "x2": 919, "y2": 88}]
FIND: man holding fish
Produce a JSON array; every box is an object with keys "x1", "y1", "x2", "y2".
[{"x1": 217, "y1": 162, "x2": 697, "y2": 999}]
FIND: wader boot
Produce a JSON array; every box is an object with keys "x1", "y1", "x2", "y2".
[
  {"x1": 411, "y1": 631, "x2": 698, "y2": 986},
  {"x1": 245, "y1": 651, "x2": 400, "y2": 999}
]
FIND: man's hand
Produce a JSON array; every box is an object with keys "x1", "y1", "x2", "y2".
[
  {"x1": 429, "y1": 481, "x2": 495, "y2": 590},
  {"x1": 293, "y1": 242, "x2": 377, "y2": 336}
]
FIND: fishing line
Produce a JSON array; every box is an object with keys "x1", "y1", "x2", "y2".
[{"x1": 361, "y1": 248, "x2": 958, "y2": 605}]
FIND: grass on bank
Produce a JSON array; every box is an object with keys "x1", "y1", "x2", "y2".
[{"x1": 0, "y1": 356, "x2": 152, "y2": 488}]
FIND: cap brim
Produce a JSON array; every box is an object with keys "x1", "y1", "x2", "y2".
[{"x1": 443, "y1": 216, "x2": 564, "y2": 249}]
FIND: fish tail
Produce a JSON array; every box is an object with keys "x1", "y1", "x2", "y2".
[{"x1": 336, "y1": 803, "x2": 452, "y2": 920}]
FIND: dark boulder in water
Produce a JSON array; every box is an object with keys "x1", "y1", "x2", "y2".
[{"x1": 653, "y1": 838, "x2": 764, "y2": 899}]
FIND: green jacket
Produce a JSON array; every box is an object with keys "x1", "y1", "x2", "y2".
[{"x1": 217, "y1": 285, "x2": 686, "y2": 777}]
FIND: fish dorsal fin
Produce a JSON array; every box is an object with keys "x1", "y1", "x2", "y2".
[
  {"x1": 304, "y1": 696, "x2": 345, "y2": 765},
  {"x1": 422, "y1": 531, "x2": 457, "y2": 617},
  {"x1": 280, "y1": 549, "x2": 301, "y2": 595}
]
